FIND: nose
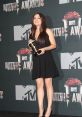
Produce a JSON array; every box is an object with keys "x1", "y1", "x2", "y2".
[{"x1": 35, "y1": 18, "x2": 38, "y2": 21}]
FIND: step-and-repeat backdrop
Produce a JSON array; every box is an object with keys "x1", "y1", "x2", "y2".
[{"x1": 0, "y1": 0, "x2": 82, "y2": 116}]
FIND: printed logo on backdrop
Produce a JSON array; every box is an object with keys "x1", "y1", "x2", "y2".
[
  {"x1": 14, "y1": 24, "x2": 31, "y2": 41},
  {"x1": 0, "y1": 91, "x2": 3, "y2": 99},
  {"x1": 53, "y1": 78, "x2": 82, "y2": 107},
  {"x1": 5, "y1": 49, "x2": 33, "y2": 74},
  {"x1": 5, "y1": 24, "x2": 33, "y2": 73},
  {"x1": 3, "y1": 0, "x2": 44, "y2": 13},
  {"x1": 53, "y1": 11, "x2": 82, "y2": 40},
  {"x1": 15, "y1": 85, "x2": 36, "y2": 101},
  {"x1": 59, "y1": 0, "x2": 82, "y2": 4},
  {"x1": 60, "y1": 52, "x2": 82, "y2": 69}
]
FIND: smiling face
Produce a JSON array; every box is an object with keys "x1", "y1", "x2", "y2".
[
  {"x1": 33, "y1": 14, "x2": 42, "y2": 27},
  {"x1": 31, "y1": 12, "x2": 47, "y2": 33}
]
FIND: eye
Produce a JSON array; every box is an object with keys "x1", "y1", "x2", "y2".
[
  {"x1": 34, "y1": 17, "x2": 41, "y2": 20},
  {"x1": 38, "y1": 17, "x2": 41, "y2": 19}
]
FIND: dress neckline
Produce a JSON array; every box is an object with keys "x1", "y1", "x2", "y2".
[
  {"x1": 35, "y1": 35, "x2": 40, "y2": 41},
  {"x1": 35, "y1": 31, "x2": 40, "y2": 41}
]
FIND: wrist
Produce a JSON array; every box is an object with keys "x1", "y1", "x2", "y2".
[{"x1": 44, "y1": 47, "x2": 47, "y2": 52}]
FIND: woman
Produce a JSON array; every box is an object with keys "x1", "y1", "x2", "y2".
[{"x1": 29, "y1": 12, "x2": 59, "y2": 117}]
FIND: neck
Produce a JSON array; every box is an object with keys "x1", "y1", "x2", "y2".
[{"x1": 36, "y1": 26, "x2": 41, "y2": 31}]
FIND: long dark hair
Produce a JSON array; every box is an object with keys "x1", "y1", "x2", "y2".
[{"x1": 30, "y1": 12, "x2": 47, "y2": 39}]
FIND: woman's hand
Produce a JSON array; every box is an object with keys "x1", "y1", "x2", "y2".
[
  {"x1": 37, "y1": 48, "x2": 45, "y2": 55},
  {"x1": 28, "y1": 39, "x2": 34, "y2": 44}
]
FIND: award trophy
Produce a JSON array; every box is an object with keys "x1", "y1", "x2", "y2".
[{"x1": 28, "y1": 39, "x2": 41, "y2": 55}]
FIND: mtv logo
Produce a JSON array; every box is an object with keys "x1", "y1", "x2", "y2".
[
  {"x1": 59, "y1": 0, "x2": 82, "y2": 4},
  {"x1": 59, "y1": 0, "x2": 69, "y2": 4},
  {"x1": 70, "y1": 86, "x2": 77, "y2": 92},
  {"x1": 14, "y1": 24, "x2": 31, "y2": 41},
  {"x1": 15, "y1": 85, "x2": 36, "y2": 101},
  {"x1": 61, "y1": 52, "x2": 82, "y2": 69},
  {"x1": 76, "y1": 0, "x2": 82, "y2": 1},
  {"x1": 69, "y1": 20, "x2": 76, "y2": 26}
]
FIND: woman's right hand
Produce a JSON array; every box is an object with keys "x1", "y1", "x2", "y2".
[{"x1": 28, "y1": 39, "x2": 34, "y2": 45}]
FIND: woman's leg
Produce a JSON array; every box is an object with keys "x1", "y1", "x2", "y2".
[
  {"x1": 36, "y1": 78, "x2": 44, "y2": 117},
  {"x1": 44, "y1": 78, "x2": 53, "y2": 117}
]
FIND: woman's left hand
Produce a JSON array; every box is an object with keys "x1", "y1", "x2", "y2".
[{"x1": 37, "y1": 48, "x2": 45, "y2": 55}]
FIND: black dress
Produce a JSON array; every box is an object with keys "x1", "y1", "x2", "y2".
[{"x1": 31, "y1": 32, "x2": 59, "y2": 80}]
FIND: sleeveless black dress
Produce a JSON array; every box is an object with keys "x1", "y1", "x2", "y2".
[{"x1": 31, "y1": 32, "x2": 59, "y2": 80}]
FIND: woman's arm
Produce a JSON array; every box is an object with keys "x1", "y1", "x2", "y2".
[
  {"x1": 38, "y1": 28, "x2": 56, "y2": 55},
  {"x1": 44, "y1": 28, "x2": 56, "y2": 51}
]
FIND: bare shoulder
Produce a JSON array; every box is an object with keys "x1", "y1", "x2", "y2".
[
  {"x1": 46, "y1": 28, "x2": 54, "y2": 38},
  {"x1": 46, "y1": 28, "x2": 53, "y2": 35},
  {"x1": 46, "y1": 28, "x2": 53, "y2": 34},
  {"x1": 46, "y1": 28, "x2": 56, "y2": 45}
]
